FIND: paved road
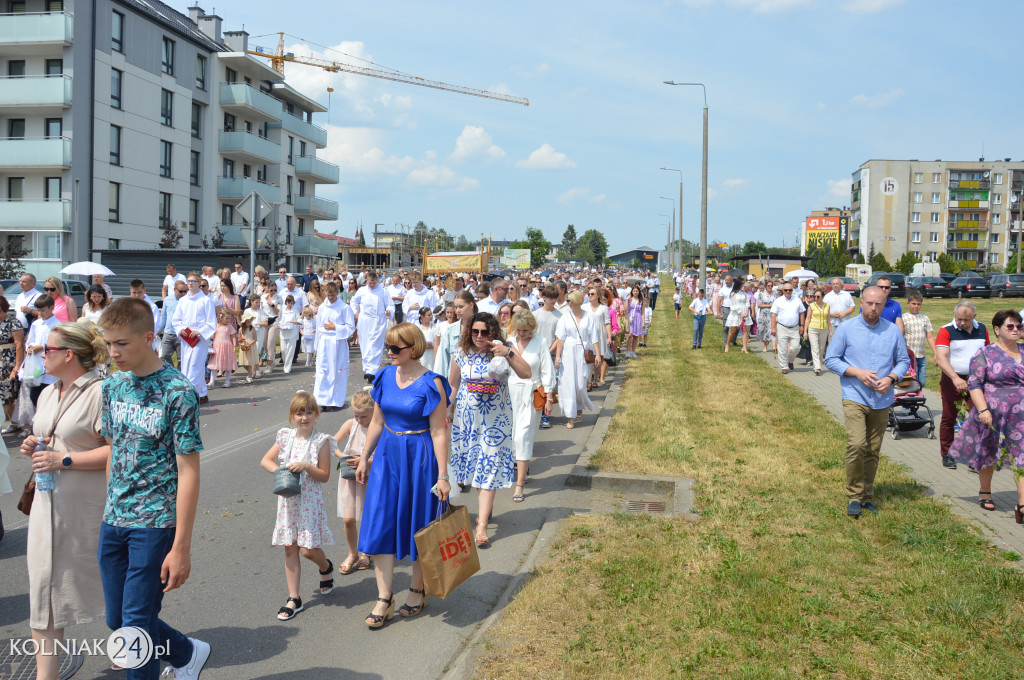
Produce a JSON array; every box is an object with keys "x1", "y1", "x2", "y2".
[{"x1": 0, "y1": 348, "x2": 610, "y2": 679}]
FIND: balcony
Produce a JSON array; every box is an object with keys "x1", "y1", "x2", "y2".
[
  {"x1": 0, "y1": 12, "x2": 73, "y2": 51},
  {"x1": 948, "y1": 218, "x2": 990, "y2": 231},
  {"x1": 294, "y1": 235, "x2": 338, "y2": 257},
  {"x1": 218, "y1": 130, "x2": 280, "y2": 165},
  {"x1": 215, "y1": 224, "x2": 250, "y2": 248},
  {"x1": 949, "y1": 240, "x2": 986, "y2": 250},
  {"x1": 271, "y1": 112, "x2": 327, "y2": 148},
  {"x1": 0, "y1": 75, "x2": 71, "y2": 109},
  {"x1": 295, "y1": 155, "x2": 339, "y2": 184},
  {"x1": 294, "y1": 195, "x2": 338, "y2": 220},
  {"x1": 948, "y1": 200, "x2": 990, "y2": 209},
  {"x1": 0, "y1": 137, "x2": 70, "y2": 168},
  {"x1": 219, "y1": 82, "x2": 282, "y2": 123},
  {"x1": 217, "y1": 177, "x2": 281, "y2": 204},
  {"x1": 0, "y1": 199, "x2": 70, "y2": 231},
  {"x1": 949, "y1": 179, "x2": 991, "y2": 190}
]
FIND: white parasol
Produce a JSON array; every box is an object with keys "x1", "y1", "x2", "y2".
[
  {"x1": 59, "y1": 261, "x2": 115, "y2": 277},
  {"x1": 786, "y1": 269, "x2": 818, "y2": 280}
]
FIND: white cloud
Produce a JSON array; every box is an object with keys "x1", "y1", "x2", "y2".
[
  {"x1": 320, "y1": 126, "x2": 416, "y2": 177},
  {"x1": 850, "y1": 88, "x2": 904, "y2": 109},
  {"x1": 816, "y1": 102, "x2": 827, "y2": 112},
  {"x1": 819, "y1": 178, "x2": 852, "y2": 205},
  {"x1": 556, "y1": 187, "x2": 606, "y2": 205},
  {"x1": 707, "y1": 187, "x2": 718, "y2": 201},
  {"x1": 681, "y1": 0, "x2": 815, "y2": 12},
  {"x1": 449, "y1": 125, "x2": 506, "y2": 163},
  {"x1": 407, "y1": 165, "x2": 479, "y2": 192},
  {"x1": 488, "y1": 83, "x2": 514, "y2": 96},
  {"x1": 843, "y1": 0, "x2": 908, "y2": 13},
  {"x1": 516, "y1": 144, "x2": 577, "y2": 170},
  {"x1": 723, "y1": 178, "x2": 748, "y2": 188}
]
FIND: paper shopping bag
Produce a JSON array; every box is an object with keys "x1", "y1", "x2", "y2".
[{"x1": 414, "y1": 503, "x2": 480, "y2": 598}]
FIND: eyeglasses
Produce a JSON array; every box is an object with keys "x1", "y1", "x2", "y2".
[
  {"x1": 200, "y1": 282, "x2": 209, "y2": 288},
  {"x1": 43, "y1": 286, "x2": 56, "y2": 292},
  {"x1": 385, "y1": 344, "x2": 412, "y2": 354},
  {"x1": 783, "y1": 289, "x2": 793, "y2": 293},
  {"x1": 471, "y1": 328, "x2": 491, "y2": 337},
  {"x1": 187, "y1": 279, "x2": 201, "y2": 284},
  {"x1": 43, "y1": 345, "x2": 68, "y2": 355},
  {"x1": 878, "y1": 286, "x2": 891, "y2": 290},
  {"x1": 1002, "y1": 323, "x2": 1023, "y2": 331}
]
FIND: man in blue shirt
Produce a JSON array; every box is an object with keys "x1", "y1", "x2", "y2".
[
  {"x1": 825, "y1": 286, "x2": 910, "y2": 518},
  {"x1": 875, "y1": 275, "x2": 904, "y2": 334}
]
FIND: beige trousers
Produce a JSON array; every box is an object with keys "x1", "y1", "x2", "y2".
[{"x1": 842, "y1": 399, "x2": 889, "y2": 501}]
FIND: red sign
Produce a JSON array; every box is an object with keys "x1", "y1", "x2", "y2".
[{"x1": 806, "y1": 216, "x2": 840, "y2": 231}]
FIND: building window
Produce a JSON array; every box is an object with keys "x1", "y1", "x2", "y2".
[
  {"x1": 191, "y1": 102, "x2": 202, "y2": 138},
  {"x1": 931, "y1": 192, "x2": 940, "y2": 203},
  {"x1": 221, "y1": 203, "x2": 233, "y2": 225},
  {"x1": 225, "y1": 67, "x2": 237, "y2": 83},
  {"x1": 297, "y1": 218, "x2": 305, "y2": 237},
  {"x1": 286, "y1": 176, "x2": 293, "y2": 204},
  {"x1": 112, "y1": 11, "x2": 124, "y2": 53},
  {"x1": 158, "y1": 191, "x2": 171, "y2": 228},
  {"x1": 109, "y1": 182, "x2": 121, "y2": 222},
  {"x1": 190, "y1": 151, "x2": 200, "y2": 186},
  {"x1": 7, "y1": 60, "x2": 24, "y2": 77},
  {"x1": 286, "y1": 215, "x2": 293, "y2": 243},
  {"x1": 44, "y1": 176, "x2": 60, "y2": 200},
  {"x1": 990, "y1": 253, "x2": 1000, "y2": 264},
  {"x1": 111, "y1": 68, "x2": 122, "y2": 109},
  {"x1": 930, "y1": 232, "x2": 939, "y2": 243},
  {"x1": 299, "y1": 140, "x2": 307, "y2": 157},
  {"x1": 159, "y1": 140, "x2": 172, "y2": 177},
  {"x1": 222, "y1": 158, "x2": 234, "y2": 178},
  {"x1": 7, "y1": 119, "x2": 25, "y2": 139},
  {"x1": 7, "y1": 177, "x2": 24, "y2": 200},
  {"x1": 994, "y1": 193, "x2": 1002, "y2": 205},
  {"x1": 110, "y1": 125, "x2": 121, "y2": 165},
  {"x1": 994, "y1": 172, "x2": 1003, "y2": 185},
  {"x1": 994, "y1": 213, "x2": 1001, "y2": 224},
  {"x1": 911, "y1": 212, "x2": 921, "y2": 223},
  {"x1": 7, "y1": 1, "x2": 26, "y2": 12},
  {"x1": 44, "y1": 118, "x2": 62, "y2": 138},
  {"x1": 287, "y1": 137, "x2": 294, "y2": 164},
  {"x1": 932, "y1": 172, "x2": 941, "y2": 183},
  {"x1": 991, "y1": 233, "x2": 999, "y2": 244},
  {"x1": 195, "y1": 55, "x2": 206, "y2": 90},
  {"x1": 160, "y1": 89, "x2": 173, "y2": 126},
  {"x1": 223, "y1": 113, "x2": 235, "y2": 132},
  {"x1": 930, "y1": 212, "x2": 940, "y2": 224},
  {"x1": 161, "y1": 37, "x2": 175, "y2": 75},
  {"x1": 914, "y1": 172, "x2": 923, "y2": 184},
  {"x1": 911, "y1": 231, "x2": 921, "y2": 243},
  {"x1": 109, "y1": 238, "x2": 120, "y2": 249},
  {"x1": 913, "y1": 192, "x2": 922, "y2": 203},
  {"x1": 189, "y1": 198, "x2": 199, "y2": 233},
  {"x1": 39, "y1": 233, "x2": 60, "y2": 259},
  {"x1": 45, "y1": 59, "x2": 62, "y2": 76},
  {"x1": 298, "y1": 179, "x2": 306, "y2": 197}
]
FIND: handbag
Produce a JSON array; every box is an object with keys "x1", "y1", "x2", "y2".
[
  {"x1": 533, "y1": 385, "x2": 555, "y2": 410},
  {"x1": 336, "y1": 426, "x2": 358, "y2": 480},
  {"x1": 569, "y1": 312, "x2": 596, "y2": 364},
  {"x1": 413, "y1": 502, "x2": 480, "y2": 599},
  {"x1": 273, "y1": 466, "x2": 301, "y2": 497}
]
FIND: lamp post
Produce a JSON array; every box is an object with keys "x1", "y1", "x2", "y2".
[
  {"x1": 659, "y1": 197, "x2": 674, "y2": 274},
  {"x1": 664, "y1": 81, "x2": 708, "y2": 292},
  {"x1": 660, "y1": 167, "x2": 683, "y2": 274},
  {"x1": 659, "y1": 213, "x2": 672, "y2": 271}
]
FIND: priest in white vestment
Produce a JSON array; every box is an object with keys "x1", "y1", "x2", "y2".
[{"x1": 350, "y1": 271, "x2": 391, "y2": 382}]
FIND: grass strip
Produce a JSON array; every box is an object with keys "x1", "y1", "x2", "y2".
[{"x1": 474, "y1": 285, "x2": 1024, "y2": 680}]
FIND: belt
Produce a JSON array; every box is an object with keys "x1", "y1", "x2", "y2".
[
  {"x1": 0, "y1": 342, "x2": 13, "y2": 350},
  {"x1": 466, "y1": 380, "x2": 500, "y2": 394},
  {"x1": 384, "y1": 423, "x2": 429, "y2": 436},
  {"x1": 779, "y1": 323, "x2": 798, "y2": 328}
]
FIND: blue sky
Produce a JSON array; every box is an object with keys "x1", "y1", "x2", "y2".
[{"x1": 211, "y1": 0, "x2": 1024, "y2": 254}]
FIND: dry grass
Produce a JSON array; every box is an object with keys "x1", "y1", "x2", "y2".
[{"x1": 473, "y1": 284, "x2": 1024, "y2": 680}]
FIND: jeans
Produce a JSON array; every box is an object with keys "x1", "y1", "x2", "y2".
[
  {"x1": 914, "y1": 356, "x2": 926, "y2": 388},
  {"x1": 692, "y1": 315, "x2": 706, "y2": 346},
  {"x1": 98, "y1": 522, "x2": 193, "y2": 680},
  {"x1": 394, "y1": 304, "x2": 404, "y2": 324},
  {"x1": 649, "y1": 291, "x2": 658, "y2": 309}
]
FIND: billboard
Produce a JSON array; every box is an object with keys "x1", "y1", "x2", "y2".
[
  {"x1": 503, "y1": 248, "x2": 531, "y2": 269},
  {"x1": 805, "y1": 215, "x2": 840, "y2": 250}
]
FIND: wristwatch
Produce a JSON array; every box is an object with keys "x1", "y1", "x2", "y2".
[{"x1": 61, "y1": 455, "x2": 72, "y2": 468}]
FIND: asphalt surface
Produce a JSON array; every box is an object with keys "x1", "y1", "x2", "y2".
[{"x1": 0, "y1": 347, "x2": 606, "y2": 679}]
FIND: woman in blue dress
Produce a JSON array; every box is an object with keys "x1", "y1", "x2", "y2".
[
  {"x1": 356, "y1": 323, "x2": 451, "y2": 629},
  {"x1": 448, "y1": 312, "x2": 532, "y2": 545}
]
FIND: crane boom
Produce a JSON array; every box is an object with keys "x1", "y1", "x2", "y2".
[{"x1": 248, "y1": 34, "x2": 528, "y2": 106}]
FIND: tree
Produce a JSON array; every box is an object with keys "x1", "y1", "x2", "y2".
[
  {"x1": 742, "y1": 241, "x2": 768, "y2": 255},
  {"x1": 936, "y1": 252, "x2": 971, "y2": 274},
  {"x1": 575, "y1": 244, "x2": 595, "y2": 266},
  {"x1": 202, "y1": 225, "x2": 225, "y2": 250},
  {"x1": 1004, "y1": 252, "x2": 1021, "y2": 273},
  {"x1": 894, "y1": 251, "x2": 920, "y2": 275},
  {"x1": 260, "y1": 224, "x2": 287, "y2": 269},
  {"x1": 454, "y1": 234, "x2": 471, "y2": 251},
  {"x1": 159, "y1": 220, "x2": 183, "y2": 249},
  {"x1": 868, "y1": 242, "x2": 892, "y2": 272},
  {"x1": 578, "y1": 229, "x2": 608, "y2": 264},
  {"x1": 0, "y1": 237, "x2": 29, "y2": 279},
  {"x1": 560, "y1": 224, "x2": 579, "y2": 257},
  {"x1": 510, "y1": 227, "x2": 551, "y2": 268}
]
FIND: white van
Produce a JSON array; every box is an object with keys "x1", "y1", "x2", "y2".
[
  {"x1": 845, "y1": 264, "x2": 872, "y2": 285},
  {"x1": 911, "y1": 262, "x2": 941, "y2": 278}
]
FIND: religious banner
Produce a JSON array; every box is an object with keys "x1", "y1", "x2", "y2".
[{"x1": 423, "y1": 251, "x2": 485, "y2": 274}]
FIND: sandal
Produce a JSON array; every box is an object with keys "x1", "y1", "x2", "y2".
[
  {"x1": 366, "y1": 595, "x2": 394, "y2": 629},
  {"x1": 979, "y1": 492, "x2": 995, "y2": 511},
  {"x1": 399, "y1": 587, "x2": 428, "y2": 618},
  {"x1": 319, "y1": 558, "x2": 334, "y2": 594},
  {"x1": 1015, "y1": 504, "x2": 1024, "y2": 525},
  {"x1": 475, "y1": 520, "x2": 489, "y2": 546},
  {"x1": 277, "y1": 596, "x2": 303, "y2": 621},
  {"x1": 512, "y1": 484, "x2": 525, "y2": 503},
  {"x1": 566, "y1": 421, "x2": 575, "y2": 429},
  {"x1": 354, "y1": 554, "x2": 372, "y2": 571},
  {"x1": 338, "y1": 555, "x2": 358, "y2": 575}
]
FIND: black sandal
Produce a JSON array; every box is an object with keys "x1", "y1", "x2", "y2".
[
  {"x1": 399, "y1": 587, "x2": 427, "y2": 618},
  {"x1": 366, "y1": 595, "x2": 394, "y2": 629},
  {"x1": 277, "y1": 596, "x2": 303, "y2": 621},
  {"x1": 979, "y1": 492, "x2": 996, "y2": 511},
  {"x1": 319, "y1": 558, "x2": 335, "y2": 594}
]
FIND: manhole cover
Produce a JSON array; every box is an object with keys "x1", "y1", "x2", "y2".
[
  {"x1": 0, "y1": 644, "x2": 83, "y2": 679},
  {"x1": 627, "y1": 500, "x2": 667, "y2": 514}
]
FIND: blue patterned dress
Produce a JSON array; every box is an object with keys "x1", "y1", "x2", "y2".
[{"x1": 450, "y1": 350, "x2": 515, "y2": 490}]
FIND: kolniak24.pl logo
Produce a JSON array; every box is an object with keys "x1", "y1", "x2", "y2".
[{"x1": 9, "y1": 627, "x2": 168, "y2": 669}]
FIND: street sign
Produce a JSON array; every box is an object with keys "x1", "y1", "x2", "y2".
[{"x1": 235, "y1": 191, "x2": 273, "y2": 225}]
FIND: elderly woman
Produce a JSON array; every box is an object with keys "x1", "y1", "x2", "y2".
[
  {"x1": 948, "y1": 309, "x2": 1024, "y2": 521},
  {"x1": 0, "y1": 297, "x2": 25, "y2": 428},
  {"x1": 20, "y1": 322, "x2": 108, "y2": 680},
  {"x1": 554, "y1": 291, "x2": 599, "y2": 429},
  {"x1": 507, "y1": 309, "x2": 555, "y2": 502},
  {"x1": 448, "y1": 312, "x2": 531, "y2": 545},
  {"x1": 43, "y1": 278, "x2": 77, "y2": 323},
  {"x1": 496, "y1": 302, "x2": 513, "y2": 339},
  {"x1": 755, "y1": 282, "x2": 777, "y2": 353}
]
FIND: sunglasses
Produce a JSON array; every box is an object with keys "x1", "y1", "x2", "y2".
[
  {"x1": 43, "y1": 345, "x2": 68, "y2": 355},
  {"x1": 878, "y1": 286, "x2": 891, "y2": 290},
  {"x1": 385, "y1": 344, "x2": 412, "y2": 354},
  {"x1": 471, "y1": 328, "x2": 491, "y2": 337},
  {"x1": 1003, "y1": 323, "x2": 1023, "y2": 331},
  {"x1": 43, "y1": 286, "x2": 56, "y2": 292}
]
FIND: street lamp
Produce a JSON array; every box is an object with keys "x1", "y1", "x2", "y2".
[
  {"x1": 659, "y1": 196, "x2": 674, "y2": 273},
  {"x1": 664, "y1": 81, "x2": 708, "y2": 292},
  {"x1": 660, "y1": 167, "x2": 683, "y2": 273},
  {"x1": 659, "y1": 213, "x2": 672, "y2": 271}
]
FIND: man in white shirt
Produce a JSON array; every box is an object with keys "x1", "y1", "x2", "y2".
[
  {"x1": 230, "y1": 262, "x2": 250, "y2": 307},
  {"x1": 162, "y1": 264, "x2": 185, "y2": 299},
  {"x1": 275, "y1": 266, "x2": 289, "y2": 292},
  {"x1": 350, "y1": 271, "x2": 391, "y2": 382},
  {"x1": 402, "y1": 271, "x2": 439, "y2": 324},
  {"x1": 172, "y1": 272, "x2": 218, "y2": 403},
  {"x1": 770, "y1": 283, "x2": 806, "y2": 374},
  {"x1": 14, "y1": 273, "x2": 41, "y2": 329},
  {"x1": 478, "y1": 278, "x2": 509, "y2": 315},
  {"x1": 823, "y1": 277, "x2": 856, "y2": 328},
  {"x1": 201, "y1": 266, "x2": 220, "y2": 291},
  {"x1": 387, "y1": 273, "x2": 407, "y2": 323}
]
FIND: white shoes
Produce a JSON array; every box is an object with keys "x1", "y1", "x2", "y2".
[{"x1": 160, "y1": 637, "x2": 210, "y2": 678}]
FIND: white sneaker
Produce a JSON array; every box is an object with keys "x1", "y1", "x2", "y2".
[
  {"x1": 223, "y1": 379, "x2": 230, "y2": 387},
  {"x1": 254, "y1": 370, "x2": 261, "y2": 378},
  {"x1": 161, "y1": 637, "x2": 210, "y2": 678}
]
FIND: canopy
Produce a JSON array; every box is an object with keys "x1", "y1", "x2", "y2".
[
  {"x1": 624, "y1": 275, "x2": 647, "y2": 285},
  {"x1": 60, "y1": 261, "x2": 115, "y2": 277},
  {"x1": 786, "y1": 268, "x2": 819, "y2": 280},
  {"x1": 422, "y1": 251, "x2": 485, "y2": 274}
]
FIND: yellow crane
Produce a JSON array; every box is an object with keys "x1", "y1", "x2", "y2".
[{"x1": 248, "y1": 32, "x2": 529, "y2": 107}]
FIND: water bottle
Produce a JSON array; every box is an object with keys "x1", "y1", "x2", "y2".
[{"x1": 34, "y1": 441, "x2": 53, "y2": 492}]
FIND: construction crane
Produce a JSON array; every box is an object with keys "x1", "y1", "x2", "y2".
[{"x1": 248, "y1": 33, "x2": 529, "y2": 107}]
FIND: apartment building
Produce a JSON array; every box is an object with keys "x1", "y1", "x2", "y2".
[
  {"x1": 850, "y1": 159, "x2": 1024, "y2": 270},
  {"x1": 0, "y1": 0, "x2": 339, "y2": 280}
]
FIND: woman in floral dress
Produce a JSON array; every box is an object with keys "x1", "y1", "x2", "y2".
[
  {"x1": 0, "y1": 297, "x2": 24, "y2": 427},
  {"x1": 755, "y1": 284, "x2": 777, "y2": 352}
]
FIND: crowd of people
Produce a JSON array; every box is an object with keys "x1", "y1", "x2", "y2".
[{"x1": 0, "y1": 259, "x2": 660, "y2": 678}]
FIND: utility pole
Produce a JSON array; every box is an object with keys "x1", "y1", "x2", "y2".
[{"x1": 663, "y1": 81, "x2": 708, "y2": 291}]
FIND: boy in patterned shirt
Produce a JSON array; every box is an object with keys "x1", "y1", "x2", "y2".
[
  {"x1": 902, "y1": 291, "x2": 935, "y2": 387},
  {"x1": 97, "y1": 297, "x2": 210, "y2": 679}
]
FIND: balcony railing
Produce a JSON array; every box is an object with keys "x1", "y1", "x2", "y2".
[
  {"x1": 0, "y1": 137, "x2": 70, "y2": 168},
  {"x1": 949, "y1": 179, "x2": 991, "y2": 190},
  {"x1": 948, "y1": 218, "x2": 990, "y2": 230},
  {"x1": 217, "y1": 176, "x2": 281, "y2": 203},
  {"x1": 0, "y1": 11, "x2": 73, "y2": 46},
  {"x1": 218, "y1": 130, "x2": 280, "y2": 165},
  {"x1": 294, "y1": 235, "x2": 338, "y2": 257},
  {"x1": 948, "y1": 200, "x2": 989, "y2": 209},
  {"x1": 271, "y1": 112, "x2": 327, "y2": 148},
  {"x1": 294, "y1": 195, "x2": 339, "y2": 220},
  {"x1": 0, "y1": 199, "x2": 71, "y2": 230},
  {"x1": 949, "y1": 240, "x2": 986, "y2": 250},
  {"x1": 219, "y1": 82, "x2": 282, "y2": 123},
  {"x1": 0, "y1": 75, "x2": 71, "y2": 108},
  {"x1": 215, "y1": 224, "x2": 250, "y2": 248},
  {"x1": 295, "y1": 155, "x2": 339, "y2": 184}
]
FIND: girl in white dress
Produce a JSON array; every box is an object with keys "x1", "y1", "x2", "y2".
[
  {"x1": 725, "y1": 286, "x2": 750, "y2": 353},
  {"x1": 417, "y1": 306, "x2": 436, "y2": 369},
  {"x1": 554, "y1": 291, "x2": 599, "y2": 429}
]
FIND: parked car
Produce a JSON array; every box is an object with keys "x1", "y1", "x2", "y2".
[
  {"x1": 863, "y1": 272, "x2": 906, "y2": 298},
  {"x1": 939, "y1": 272, "x2": 958, "y2": 283},
  {"x1": 0, "y1": 278, "x2": 87, "y2": 310},
  {"x1": 950, "y1": 276, "x2": 992, "y2": 298},
  {"x1": 906, "y1": 276, "x2": 952, "y2": 298},
  {"x1": 987, "y1": 273, "x2": 1024, "y2": 298},
  {"x1": 838, "y1": 277, "x2": 860, "y2": 296}
]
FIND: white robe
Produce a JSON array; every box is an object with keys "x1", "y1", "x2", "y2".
[
  {"x1": 555, "y1": 310, "x2": 597, "y2": 418},
  {"x1": 351, "y1": 285, "x2": 390, "y2": 376},
  {"x1": 314, "y1": 298, "x2": 355, "y2": 407},
  {"x1": 172, "y1": 292, "x2": 217, "y2": 397},
  {"x1": 508, "y1": 335, "x2": 556, "y2": 461}
]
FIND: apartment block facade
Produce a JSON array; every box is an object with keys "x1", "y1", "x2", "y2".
[
  {"x1": 0, "y1": 0, "x2": 339, "y2": 280},
  {"x1": 850, "y1": 159, "x2": 1024, "y2": 270}
]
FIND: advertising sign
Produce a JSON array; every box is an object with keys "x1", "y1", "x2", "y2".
[
  {"x1": 805, "y1": 215, "x2": 841, "y2": 250},
  {"x1": 503, "y1": 248, "x2": 531, "y2": 270}
]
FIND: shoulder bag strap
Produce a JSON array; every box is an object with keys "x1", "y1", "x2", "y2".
[{"x1": 570, "y1": 311, "x2": 586, "y2": 346}]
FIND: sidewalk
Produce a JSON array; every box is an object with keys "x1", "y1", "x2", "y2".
[{"x1": 751, "y1": 343, "x2": 1024, "y2": 559}]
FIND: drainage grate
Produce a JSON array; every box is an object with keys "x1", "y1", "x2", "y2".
[
  {"x1": 0, "y1": 645, "x2": 82, "y2": 680},
  {"x1": 627, "y1": 500, "x2": 667, "y2": 514}
]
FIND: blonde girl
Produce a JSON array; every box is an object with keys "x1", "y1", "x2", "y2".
[
  {"x1": 260, "y1": 392, "x2": 336, "y2": 621},
  {"x1": 237, "y1": 311, "x2": 258, "y2": 383},
  {"x1": 332, "y1": 388, "x2": 373, "y2": 574},
  {"x1": 301, "y1": 306, "x2": 317, "y2": 366}
]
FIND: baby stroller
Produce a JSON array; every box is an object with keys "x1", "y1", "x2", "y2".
[{"x1": 887, "y1": 348, "x2": 936, "y2": 440}]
